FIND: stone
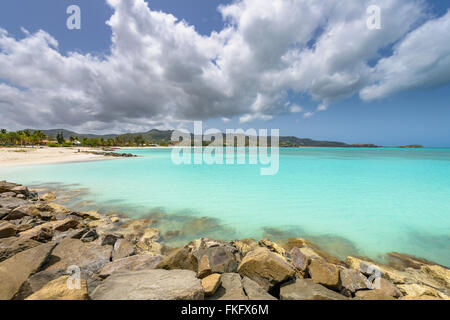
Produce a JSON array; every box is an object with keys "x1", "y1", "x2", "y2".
[
  {"x1": 258, "y1": 238, "x2": 286, "y2": 256},
  {"x1": 11, "y1": 186, "x2": 29, "y2": 195},
  {"x1": 198, "y1": 254, "x2": 212, "y2": 279},
  {"x1": 25, "y1": 276, "x2": 89, "y2": 300},
  {"x1": 401, "y1": 295, "x2": 443, "y2": 300},
  {"x1": 419, "y1": 265, "x2": 450, "y2": 289},
  {"x1": 112, "y1": 239, "x2": 136, "y2": 260},
  {"x1": 237, "y1": 247, "x2": 295, "y2": 291},
  {"x1": 231, "y1": 239, "x2": 257, "y2": 256},
  {"x1": 397, "y1": 283, "x2": 448, "y2": 300},
  {"x1": 140, "y1": 228, "x2": 160, "y2": 243},
  {"x1": 0, "y1": 242, "x2": 55, "y2": 300},
  {"x1": 0, "y1": 192, "x2": 16, "y2": 198},
  {"x1": 242, "y1": 277, "x2": 277, "y2": 300},
  {"x1": 98, "y1": 232, "x2": 123, "y2": 246},
  {"x1": 355, "y1": 290, "x2": 396, "y2": 300},
  {"x1": 372, "y1": 277, "x2": 403, "y2": 298},
  {"x1": 18, "y1": 238, "x2": 112, "y2": 298},
  {"x1": 40, "y1": 192, "x2": 56, "y2": 202},
  {"x1": 209, "y1": 273, "x2": 248, "y2": 300},
  {"x1": 91, "y1": 269, "x2": 204, "y2": 300},
  {"x1": 290, "y1": 247, "x2": 309, "y2": 271},
  {"x1": 308, "y1": 259, "x2": 341, "y2": 290},
  {"x1": 19, "y1": 218, "x2": 79, "y2": 240},
  {"x1": 52, "y1": 228, "x2": 86, "y2": 242},
  {"x1": 157, "y1": 247, "x2": 198, "y2": 271},
  {"x1": 0, "y1": 208, "x2": 10, "y2": 220},
  {"x1": 136, "y1": 240, "x2": 164, "y2": 255},
  {"x1": 0, "y1": 221, "x2": 17, "y2": 238},
  {"x1": 340, "y1": 268, "x2": 371, "y2": 296},
  {"x1": 0, "y1": 197, "x2": 29, "y2": 210},
  {"x1": 110, "y1": 217, "x2": 120, "y2": 223},
  {"x1": 78, "y1": 210, "x2": 100, "y2": 220},
  {"x1": 280, "y1": 279, "x2": 348, "y2": 300},
  {"x1": 80, "y1": 229, "x2": 98, "y2": 242},
  {"x1": 0, "y1": 181, "x2": 20, "y2": 193},
  {"x1": 98, "y1": 254, "x2": 164, "y2": 279},
  {"x1": 202, "y1": 273, "x2": 222, "y2": 296},
  {"x1": 0, "y1": 237, "x2": 40, "y2": 262},
  {"x1": 195, "y1": 246, "x2": 238, "y2": 274}
]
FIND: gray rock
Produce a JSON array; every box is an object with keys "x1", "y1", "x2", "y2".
[
  {"x1": 340, "y1": 268, "x2": 371, "y2": 296},
  {"x1": 290, "y1": 247, "x2": 309, "y2": 271},
  {"x1": 99, "y1": 254, "x2": 164, "y2": 278},
  {"x1": 242, "y1": 277, "x2": 277, "y2": 300},
  {"x1": 0, "y1": 242, "x2": 56, "y2": 300},
  {"x1": 0, "y1": 237, "x2": 40, "y2": 262},
  {"x1": 280, "y1": 279, "x2": 348, "y2": 300},
  {"x1": 0, "y1": 197, "x2": 30, "y2": 210},
  {"x1": 194, "y1": 246, "x2": 238, "y2": 274},
  {"x1": 209, "y1": 273, "x2": 248, "y2": 300},
  {"x1": 92, "y1": 269, "x2": 204, "y2": 300},
  {"x1": 112, "y1": 239, "x2": 135, "y2": 260}
]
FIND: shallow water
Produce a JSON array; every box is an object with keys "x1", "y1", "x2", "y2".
[{"x1": 1, "y1": 147, "x2": 449, "y2": 266}]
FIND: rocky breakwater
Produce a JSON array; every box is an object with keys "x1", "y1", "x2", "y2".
[
  {"x1": 0, "y1": 180, "x2": 449, "y2": 300},
  {"x1": 83, "y1": 151, "x2": 137, "y2": 158}
]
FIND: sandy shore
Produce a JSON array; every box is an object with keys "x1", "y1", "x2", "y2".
[{"x1": 0, "y1": 147, "x2": 111, "y2": 167}]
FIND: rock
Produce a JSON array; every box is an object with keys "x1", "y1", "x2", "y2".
[
  {"x1": 140, "y1": 228, "x2": 160, "y2": 243},
  {"x1": 0, "y1": 237, "x2": 40, "y2": 262},
  {"x1": 136, "y1": 240, "x2": 164, "y2": 255},
  {"x1": 98, "y1": 232, "x2": 122, "y2": 246},
  {"x1": 19, "y1": 218, "x2": 79, "y2": 240},
  {"x1": 52, "y1": 228, "x2": 86, "y2": 242},
  {"x1": 0, "y1": 192, "x2": 16, "y2": 198},
  {"x1": 340, "y1": 268, "x2": 371, "y2": 296},
  {"x1": 98, "y1": 254, "x2": 164, "y2": 279},
  {"x1": 110, "y1": 217, "x2": 120, "y2": 223},
  {"x1": 92, "y1": 269, "x2": 204, "y2": 300},
  {"x1": 18, "y1": 238, "x2": 112, "y2": 298},
  {"x1": 419, "y1": 265, "x2": 450, "y2": 289},
  {"x1": 0, "y1": 181, "x2": 20, "y2": 193},
  {"x1": 202, "y1": 273, "x2": 221, "y2": 296},
  {"x1": 308, "y1": 259, "x2": 341, "y2": 290},
  {"x1": 237, "y1": 247, "x2": 295, "y2": 291},
  {"x1": 355, "y1": 290, "x2": 396, "y2": 300},
  {"x1": 231, "y1": 239, "x2": 257, "y2": 256},
  {"x1": 0, "y1": 197, "x2": 29, "y2": 210},
  {"x1": 242, "y1": 277, "x2": 277, "y2": 300},
  {"x1": 194, "y1": 246, "x2": 238, "y2": 274},
  {"x1": 11, "y1": 186, "x2": 29, "y2": 195},
  {"x1": 157, "y1": 247, "x2": 197, "y2": 271},
  {"x1": 0, "y1": 242, "x2": 56, "y2": 300},
  {"x1": 25, "y1": 276, "x2": 89, "y2": 300},
  {"x1": 397, "y1": 283, "x2": 448, "y2": 300},
  {"x1": 401, "y1": 295, "x2": 443, "y2": 300},
  {"x1": 80, "y1": 229, "x2": 98, "y2": 242},
  {"x1": 41, "y1": 192, "x2": 56, "y2": 202},
  {"x1": 258, "y1": 238, "x2": 286, "y2": 256},
  {"x1": 372, "y1": 277, "x2": 403, "y2": 298},
  {"x1": 0, "y1": 208, "x2": 10, "y2": 220},
  {"x1": 78, "y1": 210, "x2": 100, "y2": 220},
  {"x1": 0, "y1": 221, "x2": 17, "y2": 238},
  {"x1": 290, "y1": 247, "x2": 309, "y2": 271},
  {"x1": 209, "y1": 273, "x2": 248, "y2": 300},
  {"x1": 112, "y1": 239, "x2": 136, "y2": 260},
  {"x1": 198, "y1": 254, "x2": 212, "y2": 279},
  {"x1": 280, "y1": 279, "x2": 348, "y2": 300}
]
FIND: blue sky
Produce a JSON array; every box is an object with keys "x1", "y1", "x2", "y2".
[{"x1": 0, "y1": 0, "x2": 449, "y2": 146}]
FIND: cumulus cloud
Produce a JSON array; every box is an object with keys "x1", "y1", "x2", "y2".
[{"x1": 0, "y1": 0, "x2": 448, "y2": 132}]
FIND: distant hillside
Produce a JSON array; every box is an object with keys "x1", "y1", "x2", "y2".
[{"x1": 31, "y1": 129, "x2": 118, "y2": 140}]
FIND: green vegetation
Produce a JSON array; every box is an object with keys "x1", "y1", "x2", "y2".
[{"x1": 0, "y1": 129, "x2": 47, "y2": 146}]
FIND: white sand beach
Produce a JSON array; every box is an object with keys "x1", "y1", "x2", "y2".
[{"x1": 0, "y1": 147, "x2": 110, "y2": 167}]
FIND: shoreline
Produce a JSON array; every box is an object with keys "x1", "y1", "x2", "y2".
[{"x1": 0, "y1": 180, "x2": 449, "y2": 300}]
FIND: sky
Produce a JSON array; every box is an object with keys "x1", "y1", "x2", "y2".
[{"x1": 0, "y1": 0, "x2": 449, "y2": 146}]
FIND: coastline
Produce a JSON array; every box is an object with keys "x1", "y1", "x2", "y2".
[{"x1": 0, "y1": 180, "x2": 449, "y2": 300}]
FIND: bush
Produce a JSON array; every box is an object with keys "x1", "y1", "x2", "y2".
[{"x1": 48, "y1": 143, "x2": 60, "y2": 147}]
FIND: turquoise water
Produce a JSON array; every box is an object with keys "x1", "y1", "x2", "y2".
[{"x1": 1, "y1": 148, "x2": 450, "y2": 266}]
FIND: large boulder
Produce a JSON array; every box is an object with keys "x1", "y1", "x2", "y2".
[
  {"x1": 157, "y1": 247, "x2": 197, "y2": 271},
  {"x1": 25, "y1": 275, "x2": 89, "y2": 300},
  {"x1": 308, "y1": 259, "x2": 341, "y2": 290},
  {"x1": 237, "y1": 247, "x2": 295, "y2": 291},
  {"x1": 0, "y1": 237, "x2": 40, "y2": 262},
  {"x1": 0, "y1": 197, "x2": 29, "y2": 211},
  {"x1": 91, "y1": 269, "x2": 204, "y2": 300},
  {"x1": 0, "y1": 222, "x2": 17, "y2": 238},
  {"x1": 373, "y1": 277, "x2": 403, "y2": 298},
  {"x1": 194, "y1": 246, "x2": 238, "y2": 275},
  {"x1": 19, "y1": 218, "x2": 79, "y2": 241},
  {"x1": 17, "y1": 238, "x2": 112, "y2": 298},
  {"x1": 98, "y1": 254, "x2": 164, "y2": 279},
  {"x1": 0, "y1": 181, "x2": 20, "y2": 193},
  {"x1": 202, "y1": 273, "x2": 222, "y2": 297},
  {"x1": 340, "y1": 268, "x2": 371, "y2": 296},
  {"x1": 280, "y1": 279, "x2": 348, "y2": 300},
  {"x1": 0, "y1": 242, "x2": 56, "y2": 300},
  {"x1": 112, "y1": 239, "x2": 136, "y2": 261},
  {"x1": 208, "y1": 273, "x2": 248, "y2": 300},
  {"x1": 397, "y1": 283, "x2": 449, "y2": 300},
  {"x1": 290, "y1": 247, "x2": 309, "y2": 271},
  {"x1": 242, "y1": 277, "x2": 277, "y2": 300}
]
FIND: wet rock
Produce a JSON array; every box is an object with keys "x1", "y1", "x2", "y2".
[
  {"x1": 0, "y1": 237, "x2": 40, "y2": 262},
  {"x1": 290, "y1": 247, "x2": 309, "y2": 271},
  {"x1": 209, "y1": 273, "x2": 248, "y2": 300},
  {"x1": 340, "y1": 268, "x2": 371, "y2": 296},
  {"x1": 242, "y1": 277, "x2": 277, "y2": 300},
  {"x1": 202, "y1": 273, "x2": 221, "y2": 297},
  {"x1": 98, "y1": 254, "x2": 164, "y2": 279},
  {"x1": 25, "y1": 275, "x2": 89, "y2": 300},
  {"x1": 237, "y1": 247, "x2": 295, "y2": 291},
  {"x1": 355, "y1": 289, "x2": 396, "y2": 300},
  {"x1": 40, "y1": 192, "x2": 56, "y2": 202},
  {"x1": 112, "y1": 239, "x2": 136, "y2": 260},
  {"x1": 280, "y1": 279, "x2": 348, "y2": 300},
  {"x1": 308, "y1": 259, "x2": 341, "y2": 290},
  {"x1": 0, "y1": 221, "x2": 17, "y2": 238},
  {"x1": 92, "y1": 269, "x2": 204, "y2": 300},
  {"x1": 0, "y1": 242, "x2": 56, "y2": 300}
]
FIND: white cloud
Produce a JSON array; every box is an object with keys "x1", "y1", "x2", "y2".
[
  {"x1": 289, "y1": 104, "x2": 303, "y2": 113},
  {"x1": 0, "y1": 0, "x2": 448, "y2": 132}
]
